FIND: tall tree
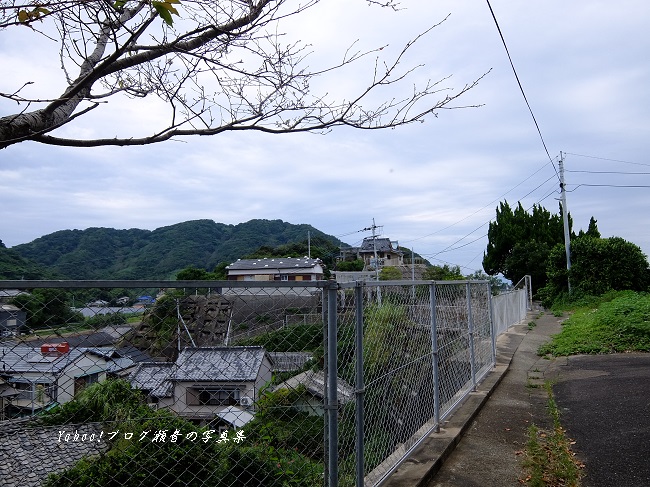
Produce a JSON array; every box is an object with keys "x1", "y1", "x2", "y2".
[
  {"x1": 482, "y1": 201, "x2": 567, "y2": 288},
  {"x1": 0, "y1": 1, "x2": 484, "y2": 149}
]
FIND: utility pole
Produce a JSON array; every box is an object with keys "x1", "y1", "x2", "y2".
[
  {"x1": 559, "y1": 152, "x2": 572, "y2": 292},
  {"x1": 307, "y1": 231, "x2": 311, "y2": 258},
  {"x1": 371, "y1": 218, "x2": 379, "y2": 282}
]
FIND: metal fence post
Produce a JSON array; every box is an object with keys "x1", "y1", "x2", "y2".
[
  {"x1": 429, "y1": 282, "x2": 441, "y2": 432},
  {"x1": 487, "y1": 282, "x2": 497, "y2": 366},
  {"x1": 354, "y1": 282, "x2": 365, "y2": 487},
  {"x1": 466, "y1": 282, "x2": 477, "y2": 391},
  {"x1": 327, "y1": 281, "x2": 339, "y2": 487}
]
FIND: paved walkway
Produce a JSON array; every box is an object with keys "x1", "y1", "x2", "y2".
[{"x1": 385, "y1": 308, "x2": 650, "y2": 487}]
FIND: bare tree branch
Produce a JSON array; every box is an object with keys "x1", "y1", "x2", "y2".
[{"x1": 0, "y1": 0, "x2": 487, "y2": 150}]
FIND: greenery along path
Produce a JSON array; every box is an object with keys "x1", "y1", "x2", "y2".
[
  {"x1": 540, "y1": 290, "x2": 650, "y2": 356},
  {"x1": 522, "y1": 291, "x2": 650, "y2": 487}
]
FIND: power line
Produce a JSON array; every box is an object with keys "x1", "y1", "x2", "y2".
[
  {"x1": 484, "y1": 0, "x2": 559, "y2": 179},
  {"x1": 564, "y1": 152, "x2": 650, "y2": 168},
  {"x1": 402, "y1": 160, "x2": 557, "y2": 244},
  {"x1": 568, "y1": 183, "x2": 650, "y2": 191},
  {"x1": 567, "y1": 170, "x2": 650, "y2": 175}
]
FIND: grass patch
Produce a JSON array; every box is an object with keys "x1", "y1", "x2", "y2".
[
  {"x1": 540, "y1": 290, "x2": 650, "y2": 356},
  {"x1": 522, "y1": 382, "x2": 583, "y2": 486}
]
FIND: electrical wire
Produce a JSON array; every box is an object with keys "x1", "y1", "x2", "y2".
[
  {"x1": 484, "y1": 0, "x2": 559, "y2": 179},
  {"x1": 564, "y1": 152, "x2": 650, "y2": 168}
]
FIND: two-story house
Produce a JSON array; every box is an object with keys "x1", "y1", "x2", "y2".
[
  {"x1": 0, "y1": 343, "x2": 135, "y2": 416},
  {"x1": 226, "y1": 257, "x2": 324, "y2": 282}
]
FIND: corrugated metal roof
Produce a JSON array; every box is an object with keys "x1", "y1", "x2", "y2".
[
  {"x1": 0, "y1": 346, "x2": 132, "y2": 376},
  {"x1": 226, "y1": 257, "x2": 322, "y2": 271},
  {"x1": 274, "y1": 370, "x2": 354, "y2": 403},
  {"x1": 215, "y1": 406, "x2": 254, "y2": 428},
  {"x1": 268, "y1": 352, "x2": 313, "y2": 372},
  {"x1": 174, "y1": 347, "x2": 267, "y2": 382}
]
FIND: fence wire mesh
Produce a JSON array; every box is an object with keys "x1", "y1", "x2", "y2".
[
  {"x1": 0, "y1": 279, "x2": 527, "y2": 487},
  {"x1": 0, "y1": 281, "x2": 328, "y2": 487}
]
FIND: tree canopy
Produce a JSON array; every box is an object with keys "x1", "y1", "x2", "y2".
[
  {"x1": 482, "y1": 201, "x2": 569, "y2": 289},
  {"x1": 0, "y1": 0, "x2": 484, "y2": 149},
  {"x1": 541, "y1": 236, "x2": 650, "y2": 304}
]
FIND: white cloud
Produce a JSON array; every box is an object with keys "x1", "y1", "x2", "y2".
[{"x1": 2, "y1": 0, "x2": 650, "y2": 274}]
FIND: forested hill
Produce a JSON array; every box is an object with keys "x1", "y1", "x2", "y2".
[
  {"x1": 0, "y1": 239, "x2": 58, "y2": 280},
  {"x1": 5, "y1": 219, "x2": 345, "y2": 280}
]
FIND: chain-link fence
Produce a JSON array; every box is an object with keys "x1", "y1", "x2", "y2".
[{"x1": 0, "y1": 279, "x2": 527, "y2": 487}]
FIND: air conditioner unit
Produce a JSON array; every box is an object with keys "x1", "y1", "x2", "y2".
[{"x1": 239, "y1": 396, "x2": 253, "y2": 407}]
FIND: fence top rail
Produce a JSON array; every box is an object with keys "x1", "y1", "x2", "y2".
[
  {"x1": 337, "y1": 279, "x2": 489, "y2": 290},
  {"x1": 0, "y1": 279, "x2": 332, "y2": 290},
  {"x1": 0, "y1": 279, "x2": 490, "y2": 290}
]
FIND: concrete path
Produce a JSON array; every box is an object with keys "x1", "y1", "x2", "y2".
[{"x1": 385, "y1": 307, "x2": 650, "y2": 487}]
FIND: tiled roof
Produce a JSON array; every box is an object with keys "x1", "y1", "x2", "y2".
[
  {"x1": 129, "y1": 362, "x2": 174, "y2": 398},
  {"x1": 174, "y1": 347, "x2": 267, "y2": 382},
  {"x1": 359, "y1": 237, "x2": 401, "y2": 254},
  {"x1": 0, "y1": 420, "x2": 108, "y2": 487}
]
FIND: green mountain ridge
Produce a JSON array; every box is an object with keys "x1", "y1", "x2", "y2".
[{"x1": 2, "y1": 219, "x2": 345, "y2": 280}]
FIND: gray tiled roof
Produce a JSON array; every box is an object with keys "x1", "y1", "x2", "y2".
[
  {"x1": 226, "y1": 257, "x2": 322, "y2": 271},
  {"x1": 174, "y1": 347, "x2": 267, "y2": 382},
  {"x1": 359, "y1": 237, "x2": 401, "y2": 254},
  {"x1": 129, "y1": 362, "x2": 174, "y2": 398},
  {"x1": 0, "y1": 420, "x2": 108, "y2": 487}
]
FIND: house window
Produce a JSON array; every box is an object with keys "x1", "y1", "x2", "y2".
[
  {"x1": 74, "y1": 373, "x2": 100, "y2": 395},
  {"x1": 280, "y1": 275, "x2": 288, "y2": 281},
  {"x1": 194, "y1": 388, "x2": 240, "y2": 406}
]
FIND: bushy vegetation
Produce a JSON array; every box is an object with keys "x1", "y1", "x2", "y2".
[
  {"x1": 422, "y1": 264, "x2": 464, "y2": 281},
  {"x1": 483, "y1": 201, "x2": 568, "y2": 289},
  {"x1": 337, "y1": 259, "x2": 365, "y2": 272},
  {"x1": 41, "y1": 380, "x2": 324, "y2": 487},
  {"x1": 540, "y1": 237, "x2": 650, "y2": 306},
  {"x1": 0, "y1": 239, "x2": 56, "y2": 279},
  {"x1": 539, "y1": 291, "x2": 650, "y2": 356},
  {"x1": 11, "y1": 288, "x2": 82, "y2": 329},
  {"x1": 236, "y1": 323, "x2": 323, "y2": 352}
]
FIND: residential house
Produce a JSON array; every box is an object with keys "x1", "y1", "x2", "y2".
[
  {"x1": 226, "y1": 257, "x2": 324, "y2": 282},
  {"x1": 0, "y1": 304, "x2": 26, "y2": 336},
  {"x1": 172, "y1": 346, "x2": 271, "y2": 421},
  {"x1": 129, "y1": 346, "x2": 272, "y2": 429},
  {"x1": 0, "y1": 289, "x2": 29, "y2": 304},
  {"x1": 0, "y1": 343, "x2": 135, "y2": 416},
  {"x1": 338, "y1": 236, "x2": 404, "y2": 270},
  {"x1": 273, "y1": 369, "x2": 354, "y2": 416},
  {"x1": 0, "y1": 378, "x2": 19, "y2": 420}
]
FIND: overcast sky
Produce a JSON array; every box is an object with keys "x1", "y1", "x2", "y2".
[{"x1": 2, "y1": 0, "x2": 649, "y2": 276}]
